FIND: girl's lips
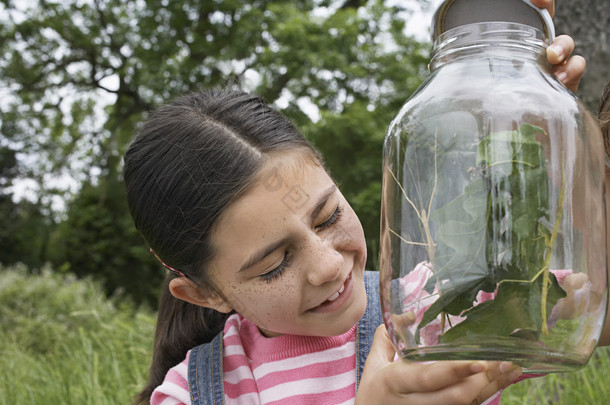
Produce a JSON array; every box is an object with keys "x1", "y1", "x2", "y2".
[{"x1": 308, "y1": 272, "x2": 353, "y2": 313}]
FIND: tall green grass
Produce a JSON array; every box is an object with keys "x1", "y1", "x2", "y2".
[
  {"x1": 0, "y1": 264, "x2": 154, "y2": 404},
  {"x1": 1, "y1": 264, "x2": 609, "y2": 404},
  {"x1": 503, "y1": 347, "x2": 610, "y2": 404}
]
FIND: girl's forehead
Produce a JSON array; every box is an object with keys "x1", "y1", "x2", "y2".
[
  {"x1": 211, "y1": 153, "x2": 331, "y2": 241},
  {"x1": 255, "y1": 151, "x2": 323, "y2": 190}
]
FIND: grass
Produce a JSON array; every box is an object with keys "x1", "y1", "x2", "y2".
[
  {"x1": 0, "y1": 264, "x2": 155, "y2": 404},
  {"x1": 502, "y1": 347, "x2": 610, "y2": 404},
  {"x1": 0, "y1": 263, "x2": 609, "y2": 403}
]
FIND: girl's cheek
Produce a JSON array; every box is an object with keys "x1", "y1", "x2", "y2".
[{"x1": 339, "y1": 212, "x2": 365, "y2": 245}]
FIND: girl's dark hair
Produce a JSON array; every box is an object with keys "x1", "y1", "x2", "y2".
[
  {"x1": 123, "y1": 88, "x2": 321, "y2": 404},
  {"x1": 600, "y1": 81, "x2": 610, "y2": 150}
]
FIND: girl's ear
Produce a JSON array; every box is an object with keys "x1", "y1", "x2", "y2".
[{"x1": 168, "y1": 278, "x2": 233, "y2": 313}]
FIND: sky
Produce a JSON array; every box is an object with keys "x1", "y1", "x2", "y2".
[{"x1": 404, "y1": 0, "x2": 443, "y2": 40}]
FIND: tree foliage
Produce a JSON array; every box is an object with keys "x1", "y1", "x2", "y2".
[
  {"x1": 0, "y1": 0, "x2": 429, "y2": 302},
  {"x1": 48, "y1": 176, "x2": 162, "y2": 307},
  {"x1": 0, "y1": 144, "x2": 53, "y2": 270}
]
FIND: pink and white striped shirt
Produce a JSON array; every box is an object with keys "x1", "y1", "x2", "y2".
[{"x1": 151, "y1": 313, "x2": 358, "y2": 405}]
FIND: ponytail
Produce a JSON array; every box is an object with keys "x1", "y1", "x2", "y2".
[{"x1": 135, "y1": 275, "x2": 231, "y2": 404}]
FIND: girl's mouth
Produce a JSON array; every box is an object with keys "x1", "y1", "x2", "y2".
[
  {"x1": 308, "y1": 272, "x2": 353, "y2": 313},
  {"x1": 326, "y1": 283, "x2": 345, "y2": 302}
]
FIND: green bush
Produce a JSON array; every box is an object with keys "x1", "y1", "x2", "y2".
[{"x1": 0, "y1": 264, "x2": 154, "y2": 404}]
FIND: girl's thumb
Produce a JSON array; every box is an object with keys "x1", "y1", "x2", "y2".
[{"x1": 364, "y1": 324, "x2": 397, "y2": 372}]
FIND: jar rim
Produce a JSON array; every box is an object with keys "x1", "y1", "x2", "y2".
[
  {"x1": 433, "y1": 21, "x2": 549, "y2": 49},
  {"x1": 429, "y1": 21, "x2": 549, "y2": 71}
]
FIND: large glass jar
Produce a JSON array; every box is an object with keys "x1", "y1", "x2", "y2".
[{"x1": 379, "y1": 14, "x2": 607, "y2": 372}]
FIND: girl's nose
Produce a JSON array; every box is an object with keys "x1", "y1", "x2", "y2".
[{"x1": 307, "y1": 237, "x2": 343, "y2": 286}]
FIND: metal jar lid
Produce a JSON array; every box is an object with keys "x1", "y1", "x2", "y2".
[{"x1": 431, "y1": 0, "x2": 555, "y2": 42}]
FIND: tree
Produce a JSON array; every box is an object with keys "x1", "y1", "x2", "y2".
[
  {"x1": 0, "y1": 144, "x2": 53, "y2": 269},
  {"x1": 0, "y1": 0, "x2": 429, "y2": 300},
  {"x1": 48, "y1": 176, "x2": 163, "y2": 307}
]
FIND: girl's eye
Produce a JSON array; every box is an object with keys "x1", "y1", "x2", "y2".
[
  {"x1": 315, "y1": 205, "x2": 343, "y2": 231},
  {"x1": 260, "y1": 251, "x2": 292, "y2": 283}
]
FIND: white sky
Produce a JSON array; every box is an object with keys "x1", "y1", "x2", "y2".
[{"x1": 404, "y1": 0, "x2": 443, "y2": 40}]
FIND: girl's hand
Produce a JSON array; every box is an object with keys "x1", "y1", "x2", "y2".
[
  {"x1": 530, "y1": 0, "x2": 586, "y2": 92},
  {"x1": 547, "y1": 35, "x2": 585, "y2": 92},
  {"x1": 356, "y1": 325, "x2": 522, "y2": 405}
]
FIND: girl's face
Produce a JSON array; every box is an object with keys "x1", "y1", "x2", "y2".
[{"x1": 206, "y1": 156, "x2": 368, "y2": 337}]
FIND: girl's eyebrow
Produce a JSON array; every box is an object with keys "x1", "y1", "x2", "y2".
[
  {"x1": 309, "y1": 184, "x2": 337, "y2": 223},
  {"x1": 238, "y1": 184, "x2": 337, "y2": 273},
  {"x1": 238, "y1": 237, "x2": 290, "y2": 273}
]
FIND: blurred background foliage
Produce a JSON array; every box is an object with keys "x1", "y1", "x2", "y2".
[
  {"x1": 0, "y1": 0, "x2": 432, "y2": 305},
  {"x1": 0, "y1": 0, "x2": 607, "y2": 306},
  {"x1": 1, "y1": 1, "x2": 609, "y2": 403}
]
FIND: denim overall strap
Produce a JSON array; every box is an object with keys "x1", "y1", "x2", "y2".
[
  {"x1": 188, "y1": 332, "x2": 224, "y2": 405},
  {"x1": 355, "y1": 270, "x2": 383, "y2": 390}
]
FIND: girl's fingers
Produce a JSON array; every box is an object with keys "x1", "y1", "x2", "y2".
[
  {"x1": 364, "y1": 324, "x2": 399, "y2": 372},
  {"x1": 547, "y1": 35, "x2": 585, "y2": 93},
  {"x1": 402, "y1": 362, "x2": 522, "y2": 405},
  {"x1": 532, "y1": 6, "x2": 584, "y2": 92},
  {"x1": 386, "y1": 360, "x2": 516, "y2": 394},
  {"x1": 470, "y1": 363, "x2": 523, "y2": 404},
  {"x1": 547, "y1": 35, "x2": 575, "y2": 65},
  {"x1": 360, "y1": 326, "x2": 523, "y2": 405},
  {"x1": 552, "y1": 55, "x2": 586, "y2": 93}
]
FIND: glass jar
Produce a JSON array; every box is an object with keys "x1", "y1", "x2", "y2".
[{"x1": 379, "y1": 18, "x2": 607, "y2": 372}]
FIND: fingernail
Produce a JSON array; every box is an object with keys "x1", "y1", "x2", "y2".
[
  {"x1": 499, "y1": 361, "x2": 513, "y2": 373},
  {"x1": 509, "y1": 367, "x2": 523, "y2": 381},
  {"x1": 470, "y1": 361, "x2": 486, "y2": 373},
  {"x1": 548, "y1": 44, "x2": 564, "y2": 60},
  {"x1": 556, "y1": 71, "x2": 568, "y2": 83}
]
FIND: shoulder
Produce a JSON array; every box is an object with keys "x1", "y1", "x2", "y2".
[
  {"x1": 151, "y1": 315, "x2": 241, "y2": 405},
  {"x1": 150, "y1": 351, "x2": 192, "y2": 405}
]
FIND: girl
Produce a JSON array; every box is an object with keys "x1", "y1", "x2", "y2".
[
  {"x1": 123, "y1": 4, "x2": 587, "y2": 404},
  {"x1": 124, "y1": 88, "x2": 519, "y2": 405}
]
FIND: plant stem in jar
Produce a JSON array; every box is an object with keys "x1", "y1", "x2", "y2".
[{"x1": 540, "y1": 163, "x2": 566, "y2": 335}]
